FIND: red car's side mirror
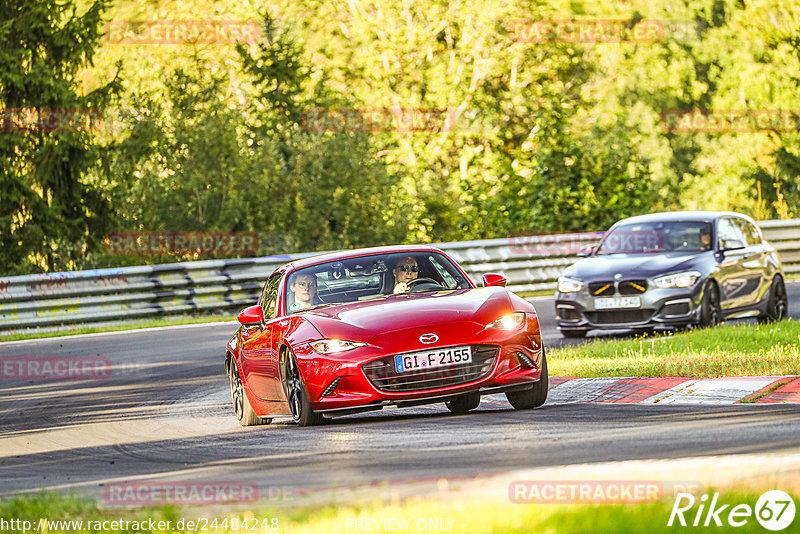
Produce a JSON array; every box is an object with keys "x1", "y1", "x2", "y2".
[
  {"x1": 237, "y1": 305, "x2": 264, "y2": 325},
  {"x1": 482, "y1": 273, "x2": 507, "y2": 287}
]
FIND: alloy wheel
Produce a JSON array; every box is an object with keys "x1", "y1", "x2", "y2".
[
  {"x1": 229, "y1": 362, "x2": 245, "y2": 421},
  {"x1": 708, "y1": 286, "x2": 720, "y2": 325},
  {"x1": 284, "y1": 354, "x2": 303, "y2": 422},
  {"x1": 774, "y1": 278, "x2": 788, "y2": 320}
]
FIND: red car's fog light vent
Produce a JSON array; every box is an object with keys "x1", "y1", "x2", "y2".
[
  {"x1": 362, "y1": 345, "x2": 499, "y2": 393},
  {"x1": 515, "y1": 352, "x2": 535, "y2": 368},
  {"x1": 321, "y1": 377, "x2": 341, "y2": 397}
]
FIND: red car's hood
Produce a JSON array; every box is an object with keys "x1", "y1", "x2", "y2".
[{"x1": 301, "y1": 287, "x2": 511, "y2": 343}]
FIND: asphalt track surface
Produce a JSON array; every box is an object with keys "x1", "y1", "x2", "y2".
[{"x1": 2, "y1": 283, "x2": 800, "y2": 500}]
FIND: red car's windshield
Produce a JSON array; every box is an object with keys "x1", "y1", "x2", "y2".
[
  {"x1": 596, "y1": 221, "x2": 713, "y2": 255},
  {"x1": 285, "y1": 251, "x2": 472, "y2": 314}
]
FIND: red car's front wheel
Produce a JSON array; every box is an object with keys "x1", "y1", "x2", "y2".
[
  {"x1": 506, "y1": 350, "x2": 549, "y2": 409},
  {"x1": 282, "y1": 350, "x2": 326, "y2": 427}
]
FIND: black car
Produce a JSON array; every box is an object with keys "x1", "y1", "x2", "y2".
[{"x1": 555, "y1": 211, "x2": 788, "y2": 338}]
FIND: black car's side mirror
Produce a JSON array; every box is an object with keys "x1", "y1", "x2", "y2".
[
  {"x1": 577, "y1": 243, "x2": 597, "y2": 257},
  {"x1": 719, "y1": 238, "x2": 746, "y2": 252}
]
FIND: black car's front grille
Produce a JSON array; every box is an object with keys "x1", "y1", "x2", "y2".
[
  {"x1": 362, "y1": 344, "x2": 498, "y2": 393},
  {"x1": 619, "y1": 280, "x2": 648, "y2": 295},
  {"x1": 588, "y1": 281, "x2": 615, "y2": 296},
  {"x1": 585, "y1": 310, "x2": 654, "y2": 324}
]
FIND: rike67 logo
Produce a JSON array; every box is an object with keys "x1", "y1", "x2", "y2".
[{"x1": 668, "y1": 490, "x2": 795, "y2": 530}]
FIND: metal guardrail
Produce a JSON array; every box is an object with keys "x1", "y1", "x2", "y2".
[{"x1": 1, "y1": 221, "x2": 798, "y2": 335}]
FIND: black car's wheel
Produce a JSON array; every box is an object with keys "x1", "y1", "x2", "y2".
[
  {"x1": 758, "y1": 275, "x2": 788, "y2": 324},
  {"x1": 506, "y1": 350, "x2": 549, "y2": 409},
  {"x1": 445, "y1": 391, "x2": 481, "y2": 413},
  {"x1": 698, "y1": 281, "x2": 721, "y2": 328},
  {"x1": 561, "y1": 329, "x2": 587, "y2": 339},
  {"x1": 282, "y1": 350, "x2": 326, "y2": 427},
  {"x1": 228, "y1": 358, "x2": 271, "y2": 426}
]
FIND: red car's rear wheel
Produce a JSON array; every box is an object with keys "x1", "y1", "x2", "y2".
[{"x1": 228, "y1": 358, "x2": 271, "y2": 426}]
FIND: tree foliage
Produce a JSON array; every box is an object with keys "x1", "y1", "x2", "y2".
[
  {"x1": 0, "y1": 0, "x2": 119, "y2": 274},
  {"x1": 2, "y1": 0, "x2": 799, "y2": 274}
]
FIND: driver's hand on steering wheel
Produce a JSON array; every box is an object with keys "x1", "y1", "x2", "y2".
[{"x1": 393, "y1": 282, "x2": 410, "y2": 294}]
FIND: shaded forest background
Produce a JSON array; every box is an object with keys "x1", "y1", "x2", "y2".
[{"x1": 2, "y1": 0, "x2": 799, "y2": 274}]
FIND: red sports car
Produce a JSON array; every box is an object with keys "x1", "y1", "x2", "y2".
[{"x1": 225, "y1": 245, "x2": 547, "y2": 426}]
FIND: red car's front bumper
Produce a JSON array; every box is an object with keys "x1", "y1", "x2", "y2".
[{"x1": 296, "y1": 317, "x2": 544, "y2": 414}]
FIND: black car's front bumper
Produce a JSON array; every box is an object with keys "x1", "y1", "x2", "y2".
[{"x1": 555, "y1": 285, "x2": 704, "y2": 332}]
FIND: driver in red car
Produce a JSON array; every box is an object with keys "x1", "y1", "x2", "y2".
[
  {"x1": 392, "y1": 256, "x2": 419, "y2": 294},
  {"x1": 290, "y1": 273, "x2": 320, "y2": 311}
]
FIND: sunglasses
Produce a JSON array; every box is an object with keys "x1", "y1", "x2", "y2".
[{"x1": 396, "y1": 265, "x2": 420, "y2": 272}]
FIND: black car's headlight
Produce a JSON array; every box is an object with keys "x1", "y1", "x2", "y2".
[
  {"x1": 557, "y1": 277, "x2": 584, "y2": 293},
  {"x1": 652, "y1": 271, "x2": 701, "y2": 289}
]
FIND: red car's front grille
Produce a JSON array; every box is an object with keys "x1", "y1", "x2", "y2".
[{"x1": 362, "y1": 344, "x2": 499, "y2": 393}]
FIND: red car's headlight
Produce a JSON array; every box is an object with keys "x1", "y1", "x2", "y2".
[
  {"x1": 484, "y1": 312, "x2": 526, "y2": 331},
  {"x1": 309, "y1": 339, "x2": 366, "y2": 354}
]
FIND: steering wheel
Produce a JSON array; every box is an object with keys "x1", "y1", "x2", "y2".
[{"x1": 406, "y1": 277, "x2": 441, "y2": 291}]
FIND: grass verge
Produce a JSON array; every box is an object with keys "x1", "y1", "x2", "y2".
[
  {"x1": 0, "y1": 489, "x2": 793, "y2": 533},
  {"x1": 549, "y1": 320, "x2": 800, "y2": 377},
  {"x1": 0, "y1": 315, "x2": 236, "y2": 343}
]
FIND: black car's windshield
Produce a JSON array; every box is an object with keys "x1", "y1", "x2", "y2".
[
  {"x1": 596, "y1": 221, "x2": 713, "y2": 255},
  {"x1": 285, "y1": 251, "x2": 471, "y2": 314}
]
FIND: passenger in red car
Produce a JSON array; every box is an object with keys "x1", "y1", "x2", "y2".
[
  {"x1": 290, "y1": 273, "x2": 319, "y2": 311},
  {"x1": 392, "y1": 256, "x2": 419, "y2": 294}
]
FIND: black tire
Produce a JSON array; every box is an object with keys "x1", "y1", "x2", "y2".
[
  {"x1": 758, "y1": 275, "x2": 788, "y2": 324},
  {"x1": 228, "y1": 358, "x2": 272, "y2": 427},
  {"x1": 698, "y1": 281, "x2": 721, "y2": 328},
  {"x1": 506, "y1": 350, "x2": 549, "y2": 409},
  {"x1": 445, "y1": 391, "x2": 481, "y2": 413},
  {"x1": 560, "y1": 329, "x2": 587, "y2": 339},
  {"x1": 282, "y1": 350, "x2": 326, "y2": 427}
]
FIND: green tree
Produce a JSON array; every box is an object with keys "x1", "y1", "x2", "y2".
[
  {"x1": 237, "y1": 14, "x2": 409, "y2": 253},
  {"x1": 0, "y1": 0, "x2": 119, "y2": 274}
]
